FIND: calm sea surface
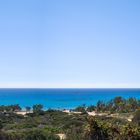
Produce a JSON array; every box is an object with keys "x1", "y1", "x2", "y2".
[{"x1": 0, "y1": 89, "x2": 140, "y2": 109}]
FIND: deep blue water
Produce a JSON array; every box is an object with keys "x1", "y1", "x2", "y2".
[{"x1": 0, "y1": 89, "x2": 140, "y2": 109}]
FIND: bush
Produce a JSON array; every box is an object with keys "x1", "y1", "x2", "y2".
[
  {"x1": 25, "y1": 130, "x2": 59, "y2": 140},
  {"x1": 132, "y1": 109, "x2": 140, "y2": 125}
]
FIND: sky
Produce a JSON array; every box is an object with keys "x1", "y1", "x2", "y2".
[{"x1": 0, "y1": 0, "x2": 140, "y2": 88}]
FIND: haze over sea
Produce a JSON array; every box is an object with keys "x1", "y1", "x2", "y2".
[{"x1": 0, "y1": 89, "x2": 140, "y2": 109}]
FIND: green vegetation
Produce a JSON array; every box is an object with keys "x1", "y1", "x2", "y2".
[
  {"x1": 132, "y1": 109, "x2": 140, "y2": 125},
  {"x1": 0, "y1": 97, "x2": 140, "y2": 140},
  {"x1": 96, "y1": 96, "x2": 140, "y2": 113}
]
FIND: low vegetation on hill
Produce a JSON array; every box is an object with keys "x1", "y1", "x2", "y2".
[{"x1": 0, "y1": 96, "x2": 140, "y2": 140}]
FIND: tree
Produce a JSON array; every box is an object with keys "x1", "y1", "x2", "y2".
[
  {"x1": 113, "y1": 96, "x2": 124, "y2": 112},
  {"x1": 25, "y1": 106, "x2": 31, "y2": 113},
  {"x1": 96, "y1": 101, "x2": 105, "y2": 112},
  {"x1": 127, "y1": 97, "x2": 138, "y2": 112},
  {"x1": 33, "y1": 104, "x2": 43, "y2": 114},
  {"x1": 84, "y1": 117, "x2": 108, "y2": 140},
  {"x1": 87, "y1": 105, "x2": 95, "y2": 112},
  {"x1": 74, "y1": 104, "x2": 86, "y2": 113},
  {"x1": 9, "y1": 104, "x2": 21, "y2": 112},
  {"x1": 106, "y1": 100, "x2": 114, "y2": 112}
]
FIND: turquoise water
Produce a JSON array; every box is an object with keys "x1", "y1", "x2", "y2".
[{"x1": 0, "y1": 89, "x2": 140, "y2": 109}]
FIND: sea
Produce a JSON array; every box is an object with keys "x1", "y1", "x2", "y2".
[{"x1": 0, "y1": 88, "x2": 140, "y2": 109}]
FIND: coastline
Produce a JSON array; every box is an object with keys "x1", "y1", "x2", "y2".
[{"x1": 0, "y1": 88, "x2": 140, "y2": 109}]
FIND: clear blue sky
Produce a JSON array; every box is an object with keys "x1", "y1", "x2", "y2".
[{"x1": 0, "y1": 0, "x2": 140, "y2": 88}]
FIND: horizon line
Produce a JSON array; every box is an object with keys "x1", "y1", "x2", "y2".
[{"x1": 0, "y1": 87, "x2": 140, "y2": 89}]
